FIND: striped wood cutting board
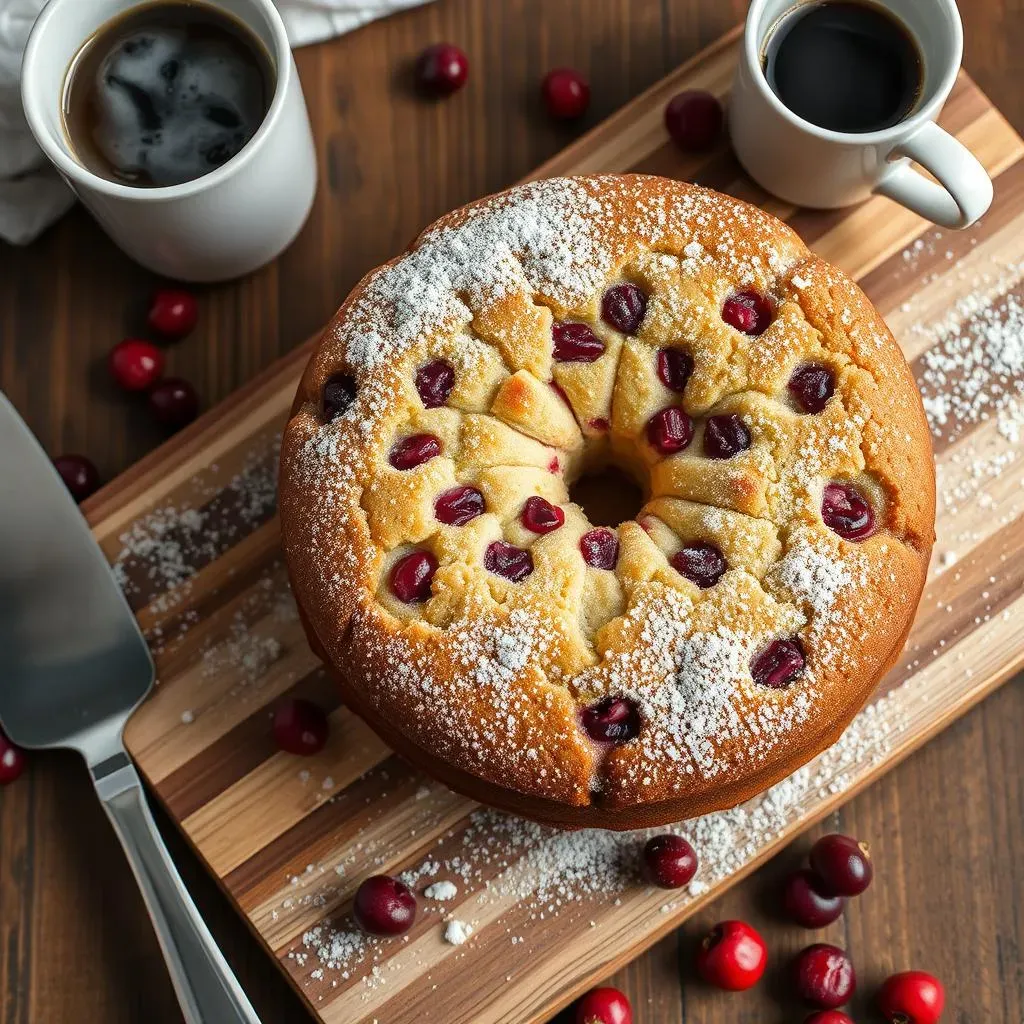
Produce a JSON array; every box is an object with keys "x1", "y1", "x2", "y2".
[{"x1": 84, "y1": 26, "x2": 1024, "y2": 1024}]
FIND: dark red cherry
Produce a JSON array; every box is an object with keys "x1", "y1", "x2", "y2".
[
  {"x1": 703, "y1": 413, "x2": 751, "y2": 459},
  {"x1": 664, "y1": 90, "x2": 724, "y2": 151},
  {"x1": 646, "y1": 406, "x2": 693, "y2": 455},
  {"x1": 389, "y1": 550, "x2": 438, "y2": 603},
  {"x1": 415, "y1": 359, "x2": 455, "y2": 408},
  {"x1": 656, "y1": 347, "x2": 693, "y2": 393},
  {"x1": 53, "y1": 454, "x2": 100, "y2": 503},
  {"x1": 581, "y1": 696, "x2": 641, "y2": 743},
  {"x1": 415, "y1": 43, "x2": 469, "y2": 97},
  {"x1": 484, "y1": 541, "x2": 533, "y2": 582},
  {"x1": 722, "y1": 290, "x2": 773, "y2": 335},
  {"x1": 389, "y1": 434, "x2": 441, "y2": 470},
  {"x1": 149, "y1": 378, "x2": 199, "y2": 429},
  {"x1": 272, "y1": 698, "x2": 329, "y2": 756},
  {"x1": 521, "y1": 496, "x2": 565, "y2": 534},
  {"x1": 109, "y1": 338, "x2": 164, "y2": 391},
  {"x1": 601, "y1": 283, "x2": 647, "y2": 335},
  {"x1": 822, "y1": 483, "x2": 876, "y2": 541},
  {"x1": 434, "y1": 485, "x2": 485, "y2": 526},
  {"x1": 322, "y1": 373, "x2": 357, "y2": 421},
  {"x1": 751, "y1": 638, "x2": 805, "y2": 688},
  {"x1": 0, "y1": 731, "x2": 27, "y2": 784},
  {"x1": 642, "y1": 834, "x2": 699, "y2": 889},
  {"x1": 353, "y1": 875, "x2": 417, "y2": 936},
  {"x1": 148, "y1": 288, "x2": 197, "y2": 338},
  {"x1": 788, "y1": 364, "x2": 836, "y2": 414},
  {"x1": 793, "y1": 944, "x2": 856, "y2": 1009},
  {"x1": 580, "y1": 529, "x2": 619, "y2": 569},
  {"x1": 670, "y1": 542, "x2": 727, "y2": 588},
  {"x1": 552, "y1": 322, "x2": 605, "y2": 362},
  {"x1": 541, "y1": 67, "x2": 591, "y2": 120},
  {"x1": 783, "y1": 869, "x2": 846, "y2": 928}
]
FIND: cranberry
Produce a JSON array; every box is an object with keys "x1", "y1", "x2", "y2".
[
  {"x1": 434, "y1": 485, "x2": 485, "y2": 526},
  {"x1": 415, "y1": 359, "x2": 455, "y2": 408},
  {"x1": 642, "y1": 834, "x2": 698, "y2": 889},
  {"x1": 789, "y1": 363, "x2": 836, "y2": 414},
  {"x1": 323, "y1": 373, "x2": 357, "y2": 421},
  {"x1": 664, "y1": 89, "x2": 724, "y2": 151},
  {"x1": 751, "y1": 637, "x2": 805, "y2": 688},
  {"x1": 353, "y1": 875, "x2": 417, "y2": 936},
  {"x1": 581, "y1": 696, "x2": 640, "y2": 743},
  {"x1": 53, "y1": 454, "x2": 100, "y2": 503},
  {"x1": 0, "y1": 732, "x2": 26, "y2": 784},
  {"x1": 574, "y1": 986, "x2": 632, "y2": 1024},
  {"x1": 793, "y1": 944, "x2": 856, "y2": 1009},
  {"x1": 580, "y1": 528, "x2": 619, "y2": 569},
  {"x1": 272, "y1": 698, "x2": 329, "y2": 756},
  {"x1": 601, "y1": 283, "x2": 647, "y2": 335},
  {"x1": 589, "y1": 417, "x2": 610, "y2": 431},
  {"x1": 542, "y1": 67, "x2": 590, "y2": 120},
  {"x1": 149, "y1": 378, "x2": 199, "y2": 429},
  {"x1": 389, "y1": 434, "x2": 441, "y2": 470},
  {"x1": 484, "y1": 541, "x2": 533, "y2": 582},
  {"x1": 809, "y1": 834, "x2": 873, "y2": 897},
  {"x1": 521, "y1": 496, "x2": 565, "y2": 534},
  {"x1": 415, "y1": 43, "x2": 469, "y2": 97},
  {"x1": 722, "y1": 289, "x2": 773, "y2": 335},
  {"x1": 148, "y1": 288, "x2": 198, "y2": 338},
  {"x1": 822, "y1": 483, "x2": 876, "y2": 541},
  {"x1": 696, "y1": 920, "x2": 768, "y2": 991},
  {"x1": 877, "y1": 971, "x2": 945, "y2": 1024},
  {"x1": 109, "y1": 339, "x2": 164, "y2": 391},
  {"x1": 548, "y1": 456, "x2": 561, "y2": 474},
  {"x1": 669, "y1": 542, "x2": 727, "y2": 588},
  {"x1": 552, "y1": 322, "x2": 605, "y2": 362},
  {"x1": 703, "y1": 413, "x2": 751, "y2": 459},
  {"x1": 646, "y1": 406, "x2": 693, "y2": 455},
  {"x1": 389, "y1": 550, "x2": 438, "y2": 603},
  {"x1": 805, "y1": 1014, "x2": 854, "y2": 1024},
  {"x1": 783, "y1": 869, "x2": 846, "y2": 928},
  {"x1": 656, "y1": 347, "x2": 693, "y2": 393}
]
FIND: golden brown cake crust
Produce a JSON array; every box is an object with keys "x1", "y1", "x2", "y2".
[{"x1": 279, "y1": 174, "x2": 935, "y2": 831}]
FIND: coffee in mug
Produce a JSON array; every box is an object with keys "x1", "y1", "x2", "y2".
[
  {"x1": 762, "y1": 1, "x2": 923, "y2": 134},
  {"x1": 62, "y1": 0, "x2": 275, "y2": 188}
]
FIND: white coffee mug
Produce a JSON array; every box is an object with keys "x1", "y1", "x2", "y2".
[
  {"x1": 730, "y1": 0, "x2": 992, "y2": 229},
  {"x1": 21, "y1": 0, "x2": 318, "y2": 281}
]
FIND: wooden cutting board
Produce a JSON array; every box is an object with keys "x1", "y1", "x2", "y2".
[{"x1": 83, "y1": 25, "x2": 1024, "y2": 1024}]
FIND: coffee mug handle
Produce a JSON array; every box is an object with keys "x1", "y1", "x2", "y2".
[{"x1": 874, "y1": 121, "x2": 993, "y2": 229}]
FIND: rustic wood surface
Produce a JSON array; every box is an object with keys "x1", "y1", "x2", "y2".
[{"x1": 1, "y1": 1, "x2": 1022, "y2": 1022}]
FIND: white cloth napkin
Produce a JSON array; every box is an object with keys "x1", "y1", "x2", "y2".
[{"x1": 0, "y1": 0, "x2": 431, "y2": 244}]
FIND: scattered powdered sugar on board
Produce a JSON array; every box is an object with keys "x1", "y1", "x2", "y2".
[
  {"x1": 425, "y1": 881, "x2": 458, "y2": 902},
  {"x1": 443, "y1": 920, "x2": 473, "y2": 946}
]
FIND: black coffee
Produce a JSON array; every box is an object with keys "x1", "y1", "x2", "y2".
[
  {"x1": 63, "y1": 0, "x2": 274, "y2": 187},
  {"x1": 763, "y1": 1, "x2": 923, "y2": 134}
]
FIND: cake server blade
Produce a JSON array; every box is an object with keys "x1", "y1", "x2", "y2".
[{"x1": 0, "y1": 392, "x2": 261, "y2": 1024}]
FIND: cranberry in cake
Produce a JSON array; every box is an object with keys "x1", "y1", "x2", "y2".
[{"x1": 280, "y1": 175, "x2": 934, "y2": 830}]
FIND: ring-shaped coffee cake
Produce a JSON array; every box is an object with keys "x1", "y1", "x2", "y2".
[{"x1": 280, "y1": 175, "x2": 935, "y2": 830}]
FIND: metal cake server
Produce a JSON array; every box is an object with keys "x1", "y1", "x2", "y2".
[{"x1": 0, "y1": 393, "x2": 261, "y2": 1024}]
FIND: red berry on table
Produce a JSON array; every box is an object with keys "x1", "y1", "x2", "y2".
[
  {"x1": 353, "y1": 875, "x2": 416, "y2": 936},
  {"x1": 0, "y1": 732, "x2": 26, "y2": 784},
  {"x1": 148, "y1": 288, "x2": 198, "y2": 338},
  {"x1": 642, "y1": 834, "x2": 698, "y2": 889},
  {"x1": 273, "y1": 698, "x2": 329, "y2": 756},
  {"x1": 109, "y1": 338, "x2": 165, "y2": 392},
  {"x1": 809, "y1": 833, "x2": 874, "y2": 896},
  {"x1": 664, "y1": 89, "x2": 724, "y2": 151},
  {"x1": 53, "y1": 454, "x2": 100, "y2": 503},
  {"x1": 805, "y1": 1013, "x2": 854, "y2": 1024},
  {"x1": 542, "y1": 67, "x2": 590, "y2": 120},
  {"x1": 149, "y1": 377, "x2": 200, "y2": 429},
  {"x1": 877, "y1": 970, "x2": 945, "y2": 1024},
  {"x1": 574, "y1": 985, "x2": 632, "y2": 1024},
  {"x1": 792, "y1": 943, "x2": 856, "y2": 1009},
  {"x1": 783, "y1": 868, "x2": 846, "y2": 928},
  {"x1": 696, "y1": 920, "x2": 767, "y2": 991},
  {"x1": 415, "y1": 43, "x2": 469, "y2": 97}
]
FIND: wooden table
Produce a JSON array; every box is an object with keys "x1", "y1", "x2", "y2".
[{"x1": 1, "y1": 2, "x2": 1021, "y2": 1021}]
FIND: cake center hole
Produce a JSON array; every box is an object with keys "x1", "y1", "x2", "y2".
[{"x1": 569, "y1": 465, "x2": 645, "y2": 528}]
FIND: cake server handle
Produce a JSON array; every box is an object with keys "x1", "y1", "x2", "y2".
[{"x1": 93, "y1": 754, "x2": 262, "y2": 1024}]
